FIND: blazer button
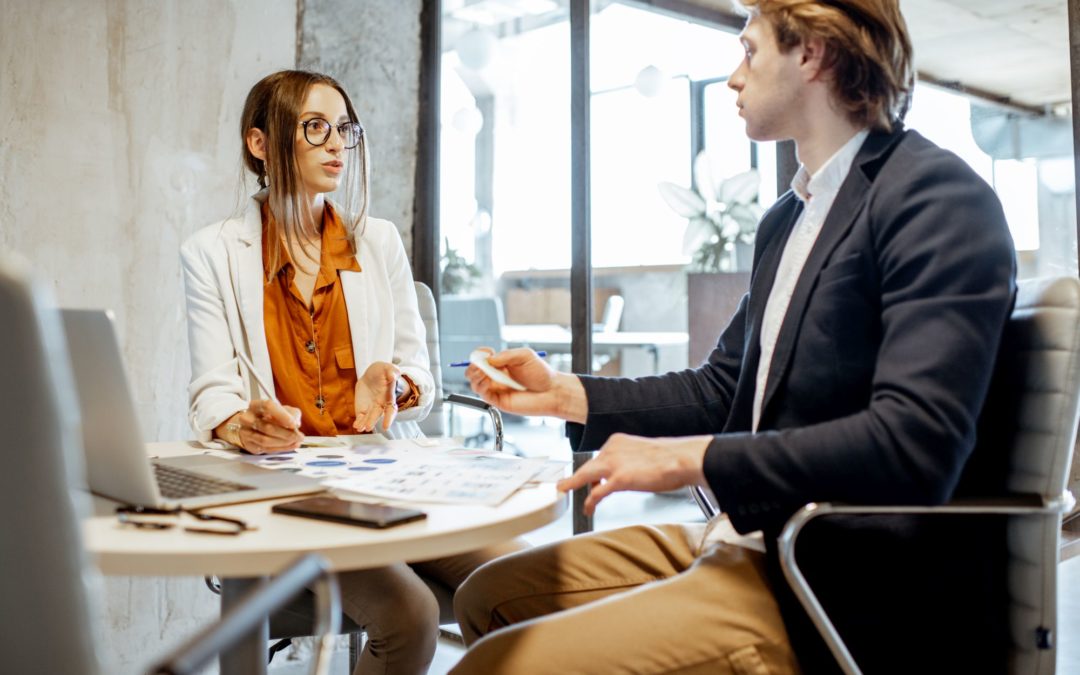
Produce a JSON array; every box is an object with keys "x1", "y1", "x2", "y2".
[{"x1": 305, "y1": 340, "x2": 316, "y2": 353}]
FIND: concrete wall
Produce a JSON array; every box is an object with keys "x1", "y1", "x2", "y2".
[
  {"x1": 1, "y1": 0, "x2": 297, "y2": 671},
  {"x1": 299, "y1": 0, "x2": 425, "y2": 252},
  {"x1": 2, "y1": 0, "x2": 428, "y2": 670}
]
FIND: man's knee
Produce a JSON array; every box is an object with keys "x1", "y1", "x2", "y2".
[{"x1": 454, "y1": 555, "x2": 514, "y2": 645}]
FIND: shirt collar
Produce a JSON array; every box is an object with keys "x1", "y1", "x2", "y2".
[
  {"x1": 261, "y1": 201, "x2": 359, "y2": 278},
  {"x1": 790, "y1": 128, "x2": 870, "y2": 203}
]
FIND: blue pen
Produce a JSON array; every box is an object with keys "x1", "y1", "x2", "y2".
[{"x1": 450, "y1": 351, "x2": 546, "y2": 367}]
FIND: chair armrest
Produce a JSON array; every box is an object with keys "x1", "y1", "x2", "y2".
[
  {"x1": 446, "y1": 393, "x2": 504, "y2": 452},
  {"x1": 148, "y1": 554, "x2": 341, "y2": 675},
  {"x1": 777, "y1": 491, "x2": 1075, "y2": 675}
]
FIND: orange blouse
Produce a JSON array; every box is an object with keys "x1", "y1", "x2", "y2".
[
  {"x1": 262, "y1": 201, "x2": 362, "y2": 436},
  {"x1": 261, "y1": 203, "x2": 420, "y2": 436}
]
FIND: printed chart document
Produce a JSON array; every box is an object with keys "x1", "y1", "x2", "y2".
[{"x1": 237, "y1": 439, "x2": 564, "y2": 506}]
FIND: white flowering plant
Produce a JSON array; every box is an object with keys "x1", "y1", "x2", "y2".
[{"x1": 658, "y1": 151, "x2": 763, "y2": 272}]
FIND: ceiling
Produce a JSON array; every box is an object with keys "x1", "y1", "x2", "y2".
[{"x1": 442, "y1": 0, "x2": 1073, "y2": 113}]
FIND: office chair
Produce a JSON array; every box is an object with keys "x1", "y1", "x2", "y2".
[
  {"x1": 691, "y1": 276, "x2": 1080, "y2": 674},
  {"x1": 264, "y1": 282, "x2": 506, "y2": 670},
  {"x1": 0, "y1": 254, "x2": 340, "y2": 675},
  {"x1": 439, "y1": 294, "x2": 509, "y2": 446}
]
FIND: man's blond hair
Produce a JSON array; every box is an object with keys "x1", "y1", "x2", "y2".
[{"x1": 736, "y1": 0, "x2": 914, "y2": 131}]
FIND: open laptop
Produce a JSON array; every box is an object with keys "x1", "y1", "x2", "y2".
[{"x1": 61, "y1": 308, "x2": 324, "y2": 509}]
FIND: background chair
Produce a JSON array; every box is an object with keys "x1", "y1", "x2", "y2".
[
  {"x1": 0, "y1": 254, "x2": 339, "y2": 675},
  {"x1": 694, "y1": 276, "x2": 1080, "y2": 674},
  {"x1": 438, "y1": 294, "x2": 509, "y2": 446}
]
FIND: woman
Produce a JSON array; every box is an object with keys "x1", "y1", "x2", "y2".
[{"x1": 181, "y1": 70, "x2": 522, "y2": 675}]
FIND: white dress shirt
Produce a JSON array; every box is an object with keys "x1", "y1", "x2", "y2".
[{"x1": 752, "y1": 129, "x2": 869, "y2": 431}]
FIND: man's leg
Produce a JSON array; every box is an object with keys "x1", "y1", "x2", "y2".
[{"x1": 452, "y1": 524, "x2": 797, "y2": 674}]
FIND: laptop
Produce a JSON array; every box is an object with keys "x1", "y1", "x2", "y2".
[{"x1": 61, "y1": 308, "x2": 324, "y2": 509}]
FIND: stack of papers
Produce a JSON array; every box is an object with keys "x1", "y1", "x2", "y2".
[{"x1": 239, "y1": 440, "x2": 567, "y2": 506}]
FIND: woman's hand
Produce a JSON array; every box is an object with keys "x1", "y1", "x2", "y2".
[
  {"x1": 354, "y1": 361, "x2": 401, "y2": 432},
  {"x1": 466, "y1": 348, "x2": 588, "y2": 423},
  {"x1": 215, "y1": 399, "x2": 303, "y2": 454}
]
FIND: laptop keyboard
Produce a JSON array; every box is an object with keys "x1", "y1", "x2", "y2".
[{"x1": 153, "y1": 463, "x2": 256, "y2": 500}]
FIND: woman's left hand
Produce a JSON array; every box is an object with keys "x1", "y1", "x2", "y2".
[{"x1": 354, "y1": 361, "x2": 401, "y2": 432}]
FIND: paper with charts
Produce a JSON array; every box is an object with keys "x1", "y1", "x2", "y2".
[{"x1": 242, "y1": 441, "x2": 564, "y2": 506}]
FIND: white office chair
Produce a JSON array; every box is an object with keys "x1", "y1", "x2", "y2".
[
  {"x1": 692, "y1": 276, "x2": 1080, "y2": 674},
  {"x1": 0, "y1": 254, "x2": 340, "y2": 675}
]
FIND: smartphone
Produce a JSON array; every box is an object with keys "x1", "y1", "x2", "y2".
[{"x1": 272, "y1": 496, "x2": 427, "y2": 529}]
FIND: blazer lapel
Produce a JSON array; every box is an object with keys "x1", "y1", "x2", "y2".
[
  {"x1": 724, "y1": 194, "x2": 803, "y2": 432},
  {"x1": 340, "y1": 269, "x2": 370, "y2": 368},
  {"x1": 229, "y1": 201, "x2": 274, "y2": 393},
  {"x1": 757, "y1": 130, "x2": 904, "y2": 425}
]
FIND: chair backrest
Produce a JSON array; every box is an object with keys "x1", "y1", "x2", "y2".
[
  {"x1": 598, "y1": 294, "x2": 624, "y2": 333},
  {"x1": 414, "y1": 282, "x2": 446, "y2": 437},
  {"x1": 0, "y1": 255, "x2": 102, "y2": 674},
  {"x1": 975, "y1": 276, "x2": 1080, "y2": 674},
  {"x1": 438, "y1": 295, "x2": 506, "y2": 394}
]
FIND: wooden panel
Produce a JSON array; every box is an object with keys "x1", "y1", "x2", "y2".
[
  {"x1": 504, "y1": 287, "x2": 620, "y2": 326},
  {"x1": 687, "y1": 271, "x2": 750, "y2": 366}
]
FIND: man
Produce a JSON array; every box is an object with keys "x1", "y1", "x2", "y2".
[{"x1": 452, "y1": 1, "x2": 1016, "y2": 673}]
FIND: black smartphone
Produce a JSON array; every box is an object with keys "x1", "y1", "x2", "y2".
[{"x1": 272, "y1": 496, "x2": 427, "y2": 529}]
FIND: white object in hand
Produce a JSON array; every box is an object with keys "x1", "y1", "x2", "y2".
[{"x1": 469, "y1": 350, "x2": 527, "y2": 391}]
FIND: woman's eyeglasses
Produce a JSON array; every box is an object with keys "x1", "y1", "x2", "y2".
[
  {"x1": 116, "y1": 505, "x2": 252, "y2": 536},
  {"x1": 299, "y1": 118, "x2": 364, "y2": 149}
]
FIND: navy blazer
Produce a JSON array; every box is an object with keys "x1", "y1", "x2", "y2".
[{"x1": 570, "y1": 127, "x2": 1017, "y2": 673}]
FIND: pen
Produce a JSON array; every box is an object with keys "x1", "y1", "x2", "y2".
[
  {"x1": 235, "y1": 350, "x2": 279, "y2": 404},
  {"x1": 449, "y1": 351, "x2": 546, "y2": 367}
]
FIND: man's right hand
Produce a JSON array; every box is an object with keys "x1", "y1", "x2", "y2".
[
  {"x1": 466, "y1": 348, "x2": 587, "y2": 423},
  {"x1": 214, "y1": 399, "x2": 304, "y2": 454}
]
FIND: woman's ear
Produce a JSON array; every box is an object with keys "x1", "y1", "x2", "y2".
[{"x1": 246, "y1": 128, "x2": 268, "y2": 161}]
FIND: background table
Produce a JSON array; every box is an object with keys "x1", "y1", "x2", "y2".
[{"x1": 83, "y1": 440, "x2": 567, "y2": 674}]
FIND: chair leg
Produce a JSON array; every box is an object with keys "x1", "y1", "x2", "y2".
[{"x1": 349, "y1": 632, "x2": 362, "y2": 672}]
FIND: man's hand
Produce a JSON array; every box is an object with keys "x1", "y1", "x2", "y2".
[
  {"x1": 466, "y1": 347, "x2": 588, "y2": 423},
  {"x1": 215, "y1": 399, "x2": 303, "y2": 454},
  {"x1": 354, "y1": 361, "x2": 401, "y2": 432},
  {"x1": 557, "y1": 433, "x2": 711, "y2": 515}
]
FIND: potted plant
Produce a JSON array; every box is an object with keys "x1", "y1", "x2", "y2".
[
  {"x1": 658, "y1": 152, "x2": 763, "y2": 365},
  {"x1": 658, "y1": 151, "x2": 763, "y2": 272},
  {"x1": 440, "y1": 237, "x2": 482, "y2": 296}
]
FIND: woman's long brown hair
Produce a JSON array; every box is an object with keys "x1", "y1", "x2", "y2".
[{"x1": 240, "y1": 70, "x2": 368, "y2": 278}]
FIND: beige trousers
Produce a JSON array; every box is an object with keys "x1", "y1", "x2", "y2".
[
  {"x1": 451, "y1": 524, "x2": 799, "y2": 675},
  {"x1": 337, "y1": 538, "x2": 528, "y2": 675}
]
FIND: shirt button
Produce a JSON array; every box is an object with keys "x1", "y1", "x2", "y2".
[
  {"x1": 305, "y1": 341, "x2": 316, "y2": 353},
  {"x1": 315, "y1": 397, "x2": 325, "y2": 409}
]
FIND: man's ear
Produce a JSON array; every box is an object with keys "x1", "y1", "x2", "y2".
[
  {"x1": 799, "y1": 36, "x2": 828, "y2": 82},
  {"x1": 246, "y1": 128, "x2": 268, "y2": 161}
]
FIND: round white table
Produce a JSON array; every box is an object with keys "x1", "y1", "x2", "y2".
[{"x1": 83, "y1": 442, "x2": 567, "y2": 674}]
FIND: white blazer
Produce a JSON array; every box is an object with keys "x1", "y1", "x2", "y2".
[{"x1": 180, "y1": 193, "x2": 434, "y2": 443}]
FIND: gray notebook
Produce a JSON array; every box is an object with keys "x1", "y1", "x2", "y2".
[{"x1": 61, "y1": 308, "x2": 323, "y2": 509}]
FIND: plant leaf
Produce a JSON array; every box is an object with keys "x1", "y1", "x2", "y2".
[
  {"x1": 717, "y1": 169, "x2": 760, "y2": 206},
  {"x1": 727, "y1": 202, "x2": 762, "y2": 231},
  {"x1": 692, "y1": 150, "x2": 714, "y2": 204},
  {"x1": 657, "y1": 182, "x2": 705, "y2": 218},
  {"x1": 682, "y1": 216, "x2": 714, "y2": 255}
]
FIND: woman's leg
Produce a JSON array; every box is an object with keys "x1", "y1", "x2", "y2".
[{"x1": 336, "y1": 564, "x2": 440, "y2": 675}]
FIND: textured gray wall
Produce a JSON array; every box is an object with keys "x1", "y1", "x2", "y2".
[
  {"x1": 1, "y1": 0, "x2": 297, "y2": 671},
  {"x1": 298, "y1": 0, "x2": 425, "y2": 253}
]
